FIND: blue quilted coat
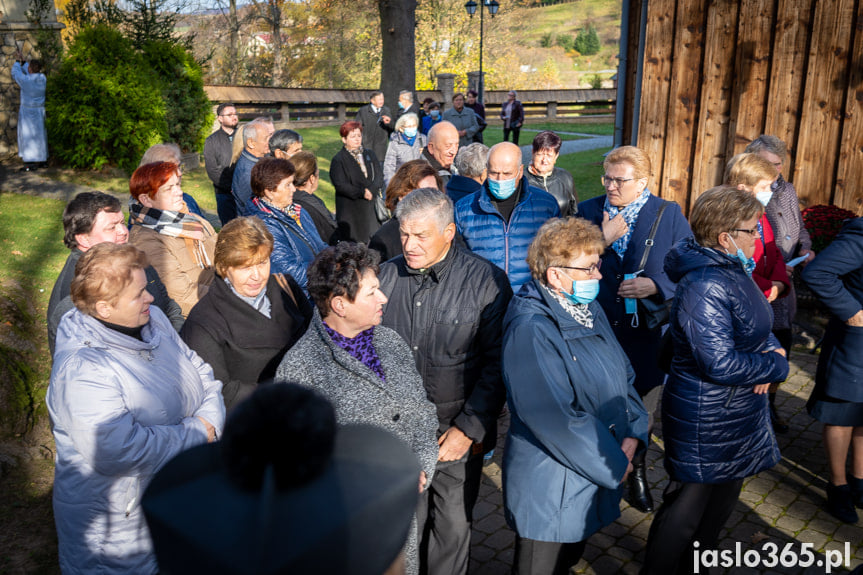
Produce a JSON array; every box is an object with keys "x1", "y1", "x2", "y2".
[
  {"x1": 662, "y1": 237, "x2": 788, "y2": 483},
  {"x1": 454, "y1": 177, "x2": 559, "y2": 291}
]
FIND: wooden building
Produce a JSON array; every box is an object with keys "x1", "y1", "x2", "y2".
[{"x1": 617, "y1": 0, "x2": 863, "y2": 213}]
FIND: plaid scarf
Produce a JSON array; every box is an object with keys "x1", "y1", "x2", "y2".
[
  {"x1": 603, "y1": 189, "x2": 651, "y2": 258},
  {"x1": 129, "y1": 200, "x2": 212, "y2": 268},
  {"x1": 255, "y1": 196, "x2": 303, "y2": 229},
  {"x1": 347, "y1": 146, "x2": 368, "y2": 178}
]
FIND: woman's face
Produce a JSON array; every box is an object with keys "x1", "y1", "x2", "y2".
[
  {"x1": 103, "y1": 268, "x2": 154, "y2": 328},
  {"x1": 299, "y1": 171, "x2": 319, "y2": 193},
  {"x1": 547, "y1": 251, "x2": 602, "y2": 294},
  {"x1": 265, "y1": 176, "x2": 295, "y2": 208},
  {"x1": 756, "y1": 150, "x2": 784, "y2": 176},
  {"x1": 727, "y1": 215, "x2": 760, "y2": 260},
  {"x1": 338, "y1": 270, "x2": 388, "y2": 333},
  {"x1": 532, "y1": 148, "x2": 558, "y2": 175},
  {"x1": 223, "y1": 255, "x2": 271, "y2": 299},
  {"x1": 147, "y1": 173, "x2": 184, "y2": 212},
  {"x1": 342, "y1": 129, "x2": 363, "y2": 151},
  {"x1": 603, "y1": 162, "x2": 647, "y2": 207},
  {"x1": 400, "y1": 118, "x2": 418, "y2": 134},
  {"x1": 750, "y1": 178, "x2": 774, "y2": 197}
]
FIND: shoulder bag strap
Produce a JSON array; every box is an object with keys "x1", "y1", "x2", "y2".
[
  {"x1": 273, "y1": 273, "x2": 298, "y2": 308},
  {"x1": 636, "y1": 200, "x2": 669, "y2": 272}
]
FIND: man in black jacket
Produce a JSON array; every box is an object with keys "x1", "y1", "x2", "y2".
[
  {"x1": 203, "y1": 103, "x2": 239, "y2": 224},
  {"x1": 355, "y1": 91, "x2": 393, "y2": 169},
  {"x1": 378, "y1": 188, "x2": 512, "y2": 575}
]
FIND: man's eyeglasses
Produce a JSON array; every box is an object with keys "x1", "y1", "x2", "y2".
[
  {"x1": 731, "y1": 228, "x2": 759, "y2": 237},
  {"x1": 601, "y1": 175, "x2": 634, "y2": 188},
  {"x1": 557, "y1": 261, "x2": 602, "y2": 275}
]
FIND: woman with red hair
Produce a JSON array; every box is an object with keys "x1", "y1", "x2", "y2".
[
  {"x1": 330, "y1": 120, "x2": 385, "y2": 243},
  {"x1": 129, "y1": 161, "x2": 217, "y2": 317}
]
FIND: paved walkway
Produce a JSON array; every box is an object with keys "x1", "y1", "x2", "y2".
[
  {"x1": 470, "y1": 350, "x2": 863, "y2": 574},
  {"x1": 521, "y1": 133, "x2": 614, "y2": 162}
]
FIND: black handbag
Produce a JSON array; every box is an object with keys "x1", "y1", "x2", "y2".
[
  {"x1": 372, "y1": 188, "x2": 390, "y2": 223},
  {"x1": 634, "y1": 201, "x2": 671, "y2": 330}
]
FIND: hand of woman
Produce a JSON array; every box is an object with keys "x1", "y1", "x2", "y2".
[
  {"x1": 363, "y1": 189, "x2": 373, "y2": 201},
  {"x1": 197, "y1": 416, "x2": 216, "y2": 442},
  {"x1": 847, "y1": 310, "x2": 863, "y2": 327},
  {"x1": 601, "y1": 212, "x2": 628, "y2": 246},
  {"x1": 753, "y1": 383, "x2": 771, "y2": 394},
  {"x1": 419, "y1": 471, "x2": 428, "y2": 493},
  {"x1": 618, "y1": 277, "x2": 658, "y2": 299},
  {"x1": 766, "y1": 285, "x2": 779, "y2": 302}
]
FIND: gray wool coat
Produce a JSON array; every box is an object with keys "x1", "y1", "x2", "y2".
[{"x1": 275, "y1": 311, "x2": 438, "y2": 575}]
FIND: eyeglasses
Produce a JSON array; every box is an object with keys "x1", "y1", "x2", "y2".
[
  {"x1": 557, "y1": 260, "x2": 602, "y2": 275},
  {"x1": 731, "y1": 228, "x2": 759, "y2": 237},
  {"x1": 534, "y1": 150, "x2": 558, "y2": 159},
  {"x1": 601, "y1": 175, "x2": 634, "y2": 188}
]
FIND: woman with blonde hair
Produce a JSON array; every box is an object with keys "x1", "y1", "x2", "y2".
[{"x1": 290, "y1": 151, "x2": 338, "y2": 245}]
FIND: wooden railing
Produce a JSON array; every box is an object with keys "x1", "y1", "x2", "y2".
[{"x1": 203, "y1": 85, "x2": 616, "y2": 128}]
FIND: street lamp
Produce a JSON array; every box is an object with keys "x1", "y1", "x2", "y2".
[{"x1": 465, "y1": 0, "x2": 499, "y2": 104}]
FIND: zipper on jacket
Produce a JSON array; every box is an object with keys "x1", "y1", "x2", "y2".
[{"x1": 723, "y1": 387, "x2": 737, "y2": 409}]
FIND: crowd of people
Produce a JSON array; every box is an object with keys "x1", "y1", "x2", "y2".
[{"x1": 42, "y1": 88, "x2": 863, "y2": 575}]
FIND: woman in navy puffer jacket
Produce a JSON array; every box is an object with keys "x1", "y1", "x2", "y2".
[{"x1": 640, "y1": 186, "x2": 789, "y2": 575}]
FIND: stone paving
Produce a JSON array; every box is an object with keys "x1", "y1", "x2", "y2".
[{"x1": 469, "y1": 350, "x2": 863, "y2": 574}]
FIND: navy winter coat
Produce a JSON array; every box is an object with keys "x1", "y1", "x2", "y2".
[
  {"x1": 803, "y1": 217, "x2": 863, "y2": 402},
  {"x1": 502, "y1": 280, "x2": 648, "y2": 542},
  {"x1": 579, "y1": 194, "x2": 692, "y2": 394},
  {"x1": 663, "y1": 237, "x2": 788, "y2": 483},
  {"x1": 245, "y1": 197, "x2": 326, "y2": 293},
  {"x1": 454, "y1": 178, "x2": 559, "y2": 291}
]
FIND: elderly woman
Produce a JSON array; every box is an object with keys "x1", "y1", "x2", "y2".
[
  {"x1": 446, "y1": 142, "x2": 488, "y2": 204},
  {"x1": 526, "y1": 131, "x2": 577, "y2": 216},
  {"x1": 275, "y1": 242, "x2": 438, "y2": 575},
  {"x1": 47, "y1": 242, "x2": 224, "y2": 574},
  {"x1": 245, "y1": 157, "x2": 326, "y2": 292},
  {"x1": 803, "y1": 216, "x2": 863, "y2": 523},
  {"x1": 578, "y1": 145, "x2": 691, "y2": 512},
  {"x1": 725, "y1": 152, "x2": 793, "y2": 431},
  {"x1": 640, "y1": 186, "x2": 789, "y2": 575},
  {"x1": 330, "y1": 120, "x2": 385, "y2": 243},
  {"x1": 369, "y1": 160, "x2": 442, "y2": 261},
  {"x1": 290, "y1": 151, "x2": 339, "y2": 245},
  {"x1": 384, "y1": 112, "x2": 427, "y2": 187},
  {"x1": 502, "y1": 217, "x2": 647, "y2": 575},
  {"x1": 129, "y1": 161, "x2": 217, "y2": 317},
  {"x1": 181, "y1": 217, "x2": 313, "y2": 411}
]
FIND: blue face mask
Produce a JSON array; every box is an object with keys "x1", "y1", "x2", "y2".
[
  {"x1": 561, "y1": 278, "x2": 600, "y2": 305},
  {"x1": 755, "y1": 190, "x2": 773, "y2": 207},
  {"x1": 398, "y1": 101, "x2": 405, "y2": 110},
  {"x1": 488, "y1": 176, "x2": 518, "y2": 200},
  {"x1": 430, "y1": 110, "x2": 440, "y2": 119},
  {"x1": 728, "y1": 237, "x2": 756, "y2": 277},
  {"x1": 403, "y1": 127, "x2": 418, "y2": 138}
]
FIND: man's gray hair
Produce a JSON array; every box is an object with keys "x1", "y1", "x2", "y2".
[
  {"x1": 744, "y1": 135, "x2": 787, "y2": 161},
  {"x1": 454, "y1": 143, "x2": 489, "y2": 178},
  {"x1": 269, "y1": 129, "x2": 302, "y2": 153},
  {"x1": 140, "y1": 143, "x2": 181, "y2": 167},
  {"x1": 395, "y1": 113, "x2": 419, "y2": 133},
  {"x1": 395, "y1": 188, "x2": 454, "y2": 232},
  {"x1": 399, "y1": 90, "x2": 413, "y2": 99},
  {"x1": 244, "y1": 117, "x2": 273, "y2": 149}
]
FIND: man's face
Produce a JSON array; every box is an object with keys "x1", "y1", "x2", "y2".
[
  {"x1": 218, "y1": 107, "x2": 238, "y2": 130},
  {"x1": 488, "y1": 150, "x2": 522, "y2": 182},
  {"x1": 371, "y1": 94, "x2": 385, "y2": 109},
  {"x1": 76, "y1": 209, "x2": 128, "y2": 251},
  {"x1": 399, "y1": 94, "x2": 412, "y2": 109},
  {"x1": 400, "y1": 213, "x2": 455, "y2": 270},
  {"x1": 428, "y1": 127, "x2": 459, "y2": 169},
  {"x1": 249, "y1": 123, "x2": 274, "y2": 157},
  {"x1": 453, "y1": 95, "x2": 465, "y2": 112}
]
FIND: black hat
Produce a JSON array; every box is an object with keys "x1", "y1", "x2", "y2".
[{"x1": 142, "y1": 384, "x2": 420, "y2": 575}]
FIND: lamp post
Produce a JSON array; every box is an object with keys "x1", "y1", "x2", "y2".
[{"x1": 464, "y1": 0, "x2": 499, "y2": 105}]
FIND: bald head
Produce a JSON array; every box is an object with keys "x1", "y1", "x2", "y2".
[
  {"x1": 427, "y1": 121, "x2": 459, "y2": 170},
  {"x1": 487, "y1": 142, "x2": 523, "y2": 179}
]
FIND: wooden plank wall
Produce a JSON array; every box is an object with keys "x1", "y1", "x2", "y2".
[{"x1": 632, "y1": 0, "x2": 863, "y2": 213}]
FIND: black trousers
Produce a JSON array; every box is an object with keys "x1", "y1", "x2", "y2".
[
  {"x1": 640, "y1": 479, "x2": 744, "y2": 575},
  {"x1": 512, "y1": 536, "x2": 586, "y2": 575},
  {"x1": 416, "y1": 454, "x2": 483, "y2": 575},
  {"x1": 503, "y1": 126, "x2": 521, "y2": 145}
]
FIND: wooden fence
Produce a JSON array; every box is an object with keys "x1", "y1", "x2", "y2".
[
  {"x1": 620, "y1": 0, "x2": 863, "y2": 214},
  {"x1": 202, "y1": 86, "x2": 616, "y2": 127}
]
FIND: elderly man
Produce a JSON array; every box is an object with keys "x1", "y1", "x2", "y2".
[
  {"x1": 442, "y1": 93, "x2": 480, "y2": 148},
  {"x1": 355, "y1": 91, "x2": 394, "y2": 167},
  {"x1": 203, "y1": 103, "x2": 239, "y2": 224},
  {"x1": 454, "y1": 142, "x2": 559, "y2": 290},
  {"x1": 231, "y1": 117, "x2": 274, "y2": 216},
  {"x1": 397, "y1": 90, "x2": 421, "y2": 119},
  {"x1": 47, "y1": 192, "x2": 183, "y2": 354},
  {"x1": 446, "y1": 143, "x2": 488, "y2": 204},
  {"x1": 421, "y1": 121, "x2": 460, "y2": 187},
  {"x1": 269, "y1": 129, "x2": 303, "y2": 159},
  {"x1": 378, "y1": 188, "x2": 512, "y2": 575}
]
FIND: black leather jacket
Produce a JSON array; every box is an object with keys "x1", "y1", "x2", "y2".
[{"x1": 526, "y1": 166, "x2": 577, "y2": 216}]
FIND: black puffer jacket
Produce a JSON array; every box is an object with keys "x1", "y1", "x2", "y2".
[
  {"x1": 525, "y1": 166, "x2": 577, "y2": 216},
  {"x1": 378, "y1": 246, "x2": 513, "y2": 446}
]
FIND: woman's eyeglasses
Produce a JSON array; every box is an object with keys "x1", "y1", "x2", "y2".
[
  {"x1": 601, "y1": 175, "x2": 634, "y2": 188},
  {"x1": 731, "y1": 228, "x2": 759, "y2": 237},
  {"x1": 557, "y1": 261, "x2": 602, "y2": 275}
]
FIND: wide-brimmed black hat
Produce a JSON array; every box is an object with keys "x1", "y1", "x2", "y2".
[{"x1": 142, "y1": 384, "x2": 420, "y2": 575}]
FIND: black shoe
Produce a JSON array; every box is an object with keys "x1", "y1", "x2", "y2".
[
  {"x1": 770, "y1": 402, "x2": 789, "y2": 434},
  {"x1": 826, "y1": 483, "x2": 859, "y2": 523},
  {"x1": 848, "y1": 476, "x2": 863, "y2": 508},
  {"x1": 627, "y1": 463, "x2": 654, "y2": 513}
]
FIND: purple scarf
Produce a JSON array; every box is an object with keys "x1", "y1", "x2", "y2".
[{"x1": 323, "y1": 322, "x2": 386, "y2": 381}]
